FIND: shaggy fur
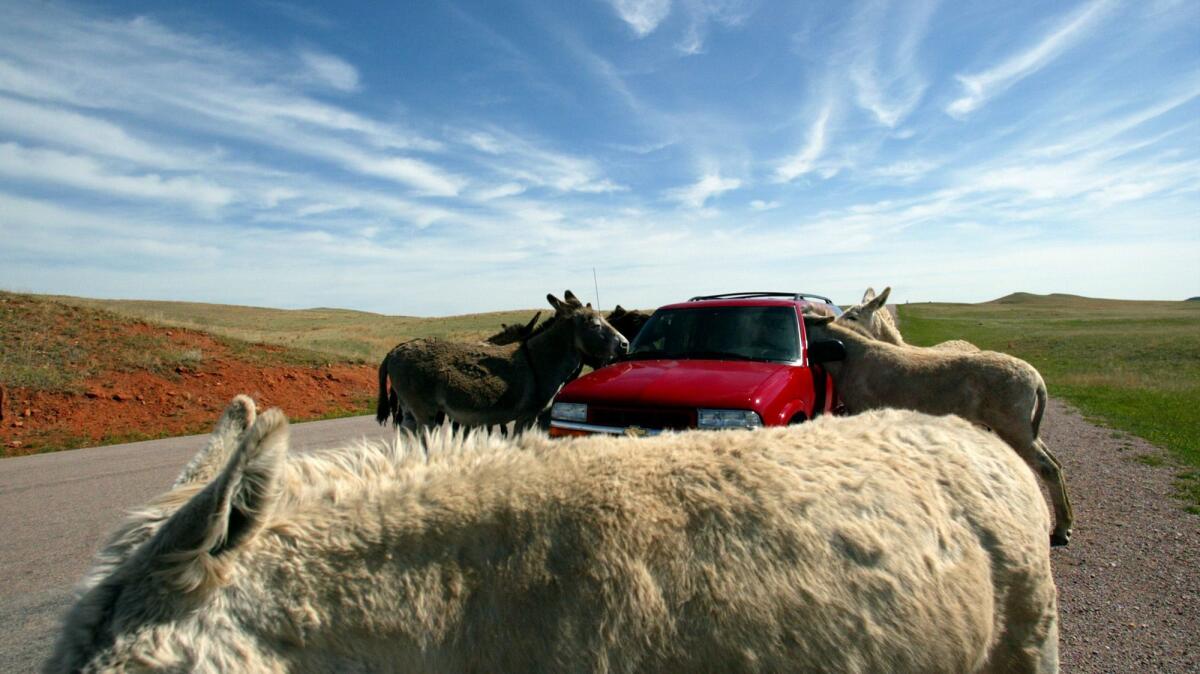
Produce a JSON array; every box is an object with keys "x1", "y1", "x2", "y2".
[
  {"x1": 605, "y1": 305, "x2": 651, "y2": 343},
  {"x1": 377, "y1": 291, "x2": 627, "y2": 431},
  {"x1": 838, "y1": 287, "x2": 977, "y2": 352},
  {"x1": 484, "y1": 312, "x2": 543, "y2": 346},
  {"x1": 486, "y1": 306, "x2": 649, "y2": 349},
  {"x1": 172, "y1": 395, "x2": 257, "y2": 488},
  {"x1": 804, "y1": 315, "x2": 1074, "y2": 546},
  {"x1": 48, "y1": 398, "x2": 1058, "y2": 673}
]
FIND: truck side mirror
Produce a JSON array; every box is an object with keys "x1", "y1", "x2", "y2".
[{"x1": 807, "y1": 339, "x2": 845, "y2": 364}]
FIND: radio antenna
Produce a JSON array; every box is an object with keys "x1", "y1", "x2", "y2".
[{"x1": 593, "y1": 267, "x2": 601, "y2": 309}]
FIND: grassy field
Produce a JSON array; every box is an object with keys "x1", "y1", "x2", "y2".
[
  {"x1": 898, "y1": 293, "x2": 1200, "y2": 511},
  {"x1": 53, "y1": 296, "x2": 545, "y2": 363}
]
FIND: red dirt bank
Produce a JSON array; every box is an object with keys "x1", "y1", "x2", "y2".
[{"x1": 1, "y1": 323, "x2": 375, "y2": 458}]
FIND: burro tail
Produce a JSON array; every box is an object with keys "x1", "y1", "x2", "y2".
[{"x1": 375, "y1": 356, "x2": 392, "y2": 426}]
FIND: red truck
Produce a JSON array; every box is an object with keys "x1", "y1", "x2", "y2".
[{"x1": 548, "y1": 292, "x2": 847, "y2": 437}]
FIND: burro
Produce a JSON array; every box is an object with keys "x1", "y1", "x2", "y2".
[{"x1": 47, "y1": 396, "x2": 1058, "y2": 674}]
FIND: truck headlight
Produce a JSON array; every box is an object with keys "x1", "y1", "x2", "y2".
[
  {"x1": 551, "y1": 402, "x2": 588, "y2": 422},
  {"x1": 697, "y1": 409, "x2": 763, "y2": 429}
]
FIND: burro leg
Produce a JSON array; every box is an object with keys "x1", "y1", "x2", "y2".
[{"x1": 1031, "y1": 439, "x2": 1073, "y2": 547}]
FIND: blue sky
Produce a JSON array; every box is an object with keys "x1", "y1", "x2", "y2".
[{"x1": 1, "y1": 0, "x2": 1197, "y2": 314}]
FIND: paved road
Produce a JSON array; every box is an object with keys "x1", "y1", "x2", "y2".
[{"x1": 0, "y1": 414, "x2": 394, "y2": 673}]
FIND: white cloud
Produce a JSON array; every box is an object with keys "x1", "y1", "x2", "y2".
[
  {"x1": 850, "y1": 0, "x2": 937, "y2": 127},
  {"x1": 459, "y1": 128, "x2": 625, "y2": 194},
  {"x1": 749, "y1": 199, "x2": 780, "y2": 211},
  {"x1": 1031, "y1": 87, "x2": 1200, "y2": 158},
  {"x1": 873, "y1": 159, "x2": 940, "y2": 181},
  {"x1": 0, "y1": 143, "x2": 233, "y2": 209},
  {"x1": 775, "y1": 103, "x2": 832, "y2": 182},
  {"x1": 667, "y1": 172, "x2": 742, "y2": 208},
  {"x1": 346, "y1": 153, "x2": 465, "y2": 196},
  {"x1": 262, "y1": 187, "x2": 300, "y2": 208},
  {"x1": 473, "y1": 183, "x2": 526, "y2": 201},
  {"x1": 0, "y1": 96, "x2": 186, "y2": 168},
  {"x1": 298, "y1": 50, "x2": 360, "y2": 92},
  {"x1": 947, "y1": 1, "x2": 1113, "y2": 118},
  {"x1": 0, "y1": 59, "x2": 76, "y2": 102},
  {"x1": 609, "y1": 0, "x2": 672, "y2": 36},
  {"x1": 675, "y1": 0, "x2": 754, "y2": 55},
  {"x1": 0, "y1": 5, "x2": 450, "y2": 194}
]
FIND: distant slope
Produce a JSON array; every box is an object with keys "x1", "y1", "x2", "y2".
[
  {"x1": 54, "y1": 296, "x2": 544, "y2": 362},
  {"x1": 0, "y1": 292, "x2": 374, "y2": 456},
  {"x1": 989, "y1": 292, "x2": 1188, "y2": 308}
]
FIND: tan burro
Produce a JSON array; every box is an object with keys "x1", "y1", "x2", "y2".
[
  {"x1": 47, "y1": 397, "x2": 1058, "y2": 673},
  {"x1": 806, "y1": 299, "x2": 1074, "y2": 548}
]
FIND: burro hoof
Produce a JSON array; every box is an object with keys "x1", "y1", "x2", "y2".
[{"x1": 1050, "y1": 531, "x2": 1070, "y2": 548}]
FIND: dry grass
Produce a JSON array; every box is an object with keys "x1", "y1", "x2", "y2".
[
  {"x1": 53, "y1": 296, "x2": 545, "y2": 363},
  {"x1": 0, "y1": 292, "x2": 347, "y2": 394}
]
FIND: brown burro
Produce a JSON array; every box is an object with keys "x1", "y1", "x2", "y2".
[
  {"x1": 376, "y1": 290, "x2": 627, "y2": 432},
  {"x1": 45, "y1": 397, "x2": 1057, "y2": 674}
]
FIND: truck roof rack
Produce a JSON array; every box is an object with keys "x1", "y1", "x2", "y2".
[{"x1": 687, "y1": 291, "x2": 836, "y2": 304}]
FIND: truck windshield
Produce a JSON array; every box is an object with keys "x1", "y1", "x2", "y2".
[{"x1": 627, "y1": 306, "x2": 800, "y2": 363}]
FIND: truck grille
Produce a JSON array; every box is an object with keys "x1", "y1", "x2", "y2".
[{"x1": 588, "y1": 406, "x2": 695, "y2": 430}]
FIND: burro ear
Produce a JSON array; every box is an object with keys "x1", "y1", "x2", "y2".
[
  {"x1": 524, "y1": 311, "x2": 541, "y2": 331},
  {"x1": 611, "y1": 304, "x2": 626, "y2": 318},
  {"x1": 150, "y1": 409, "x2": 290, "y2": 593},
  {"x1": 173, "y1": 395, "x2": 257, "y2": 488},
  {"x1": 865, "y1": 286, "x2": 892, "y2": 310},
  {"x1": 862, "y1": 287, "x2": 876, "y2": 303},
  {"x1": 547, "y1": 293, "x2": 566, "y2": 313},
  {"x1": 563, "y1": 290, "x2": 583, "y2": 307},
  {"x1": 803, "y1": 312, "x2": 835, "y2": 326}
]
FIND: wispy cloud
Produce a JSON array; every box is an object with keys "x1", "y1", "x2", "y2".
[
  {"x1": 676, "y1": 0, "x2": 755, "y2": 55},
  {"x1": 947, "y1": 1, "x2": 1113, "y2": 118},
  {"x1": 460, "y1": 127, "x2": 626, "y2": 194},
  {"x1": 608, "y1": 0, "x2": 672, "y2": 36},
  {"x1": 850, "y1": 0, "x2": 938, "y2": 127},
  {"x1": 0, "y1": 143, "x2": 233, "y2": 210},
  {"x1": 965, "y1": 151, "x2": 1199, "y2": 205},
  {"x1": 1030, "y1": 86, "x2": 1200, "y2": 158},
  {"x1": 297, "y1": 50, "x2": 360, "y2": 92},
  {"x1": 472, "y1": 182, "x2": 527, "y2": 201},
  {"x1": 749, "y1": 199, "x2": 780, "y2": 211},
  {"x1": 0, "y1": 4, "x2": 451, "y2": 194},
  {"x1": 872, "y1": 159, "x2": 941, "y2": 182},
  {"x1": 774, "y1": 102, "x2": 833, "y2": 182},
  {"x1": 667, "y1": 172, "x2": 741, "y2": 208},
  {"x1": 0, "y1": 95, "x2": 187, "y2": 168}
]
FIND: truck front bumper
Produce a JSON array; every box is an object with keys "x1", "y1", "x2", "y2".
[{"x1": 548, "y1": 420, "x2": 666, "y2": 438}]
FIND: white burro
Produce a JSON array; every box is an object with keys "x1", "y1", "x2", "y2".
[{"x1": 47, "y1": 395, "x2": 1058, "y2": 674}]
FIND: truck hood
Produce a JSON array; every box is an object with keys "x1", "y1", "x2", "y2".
[{"x1": 556, "y1": 359, "x2": 792, "y2": 410}]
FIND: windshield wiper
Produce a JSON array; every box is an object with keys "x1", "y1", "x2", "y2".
[
  {"x1": 684, "y1": 350, "x2": 756, "y2": 361},
  {"x1": 625, "y1": 349, "x2": 673, "y2": 360}
]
